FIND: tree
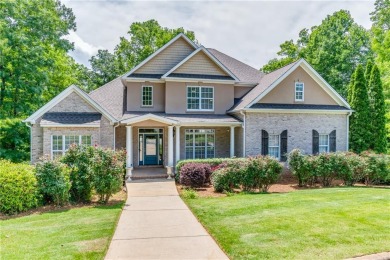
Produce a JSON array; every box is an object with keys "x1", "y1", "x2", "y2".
[
  {"x1": 349, "y1": 65, "x2": 371, "y2": 153},
  {"x1": 367, "y1": 64, "x2": 388, "y2": 153},
  {"x1": 261, "y1": 10, "x2": 372, "y2": 97},
  {"x1": 365, "y1": 60, "x2": 373, "y2": 84},
  {"x1": 0, "y1": 0, "x2": 77, "y2": 118},
  {"x1": 87, "y1": 20, "x2": 196, "y2": 90}
]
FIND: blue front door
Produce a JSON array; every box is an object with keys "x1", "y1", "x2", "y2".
[{"x1": 144, "y1": 134, "x2": 158, "y2": 165}]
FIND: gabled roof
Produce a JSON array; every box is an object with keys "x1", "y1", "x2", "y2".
[
  {"x1": 161, "y1": 47, "x2": 239, "y2": 81},
  {"x1": 122, "y1": 33, "x2": 198, "y2": 79},
  {"x1": 121, "y1": 113, "x2": 178, "y2": 125},
  {"x1": 24, "y1": 85, "x2": 117, "y2": 124},
  {"x1": 89, "y1": 77, "x2": 125, "y2": 120},
  {"x1": 230, "y1": 59, "x2": 350, "y2": 111}
]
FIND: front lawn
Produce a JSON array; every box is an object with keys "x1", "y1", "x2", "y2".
[
  {"x1": 0, "y1": 203, "x2": 123, "y2": 259},
  {"x1": 184, "y1": 188, "x2": 390, "y2": 259}
]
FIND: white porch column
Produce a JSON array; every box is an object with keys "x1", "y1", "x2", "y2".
[
  {"x1": 175, "y1": 125, "x2": 181, "y2": 164},
  {"x1": 166, "y1": 125, "x2": 174, "y2": 179},
  {"x1": 126, "y1": 125, "x2": 133, "y2": 181},
  {"x1": 230, "y1": 126, "x2": 236, "y2": 158}
]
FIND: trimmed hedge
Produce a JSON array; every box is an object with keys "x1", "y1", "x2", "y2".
[
  {"x1": 0, "y1": 160, "x2": 38, "y2": 214},
  {"x1": 180, "y1": 163, "x2": 210, "y2": 187},
  {"x1": 288, "y1": 149, "x2": 390, "y2": 187}
]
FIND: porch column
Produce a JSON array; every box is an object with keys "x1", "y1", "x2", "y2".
[
  {"x1": 168, "y1": 126, "x2": 174, "y2": 167},
  {"x1": 126, "y1": 125, "x2": 133, "y2": 181},
  {"x1": 230, "y1": 126, "x2": 236, "y2": 158},
  {"x1": 175, "y1": 125, "x2": 181, "y2": 164}
]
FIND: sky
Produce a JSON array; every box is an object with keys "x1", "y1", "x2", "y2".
[{"x1": 63, "y1": 0, "x2": 375, "y2": 70}]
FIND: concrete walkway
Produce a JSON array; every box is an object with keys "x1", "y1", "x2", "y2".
[{"x1": 105, "y1": 179, "x2": 228, "y2": 260}]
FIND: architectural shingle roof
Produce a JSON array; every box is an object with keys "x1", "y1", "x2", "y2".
[
  {"x1": 167, "y1": 73, "x2": 234, "y2": 80},
  {"x1": 41, "y1": 112, "x2": 102, "y2": 126},
  {"x1": 128, "y1": 73, "x2": 163, "y2": 79},
  {"x1": 250, "y1": 103, "x2": 350, "y2": 110},
  {"x1": 89, "y1": 77, "x2": 125, "y2": 120}
]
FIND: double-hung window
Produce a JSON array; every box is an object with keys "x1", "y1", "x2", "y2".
[
  {"x1": 51, "y1": 135, "x2": 92, "y2": 159},
  {"x1": 142, "y1": 86, "x2": 153, "y2": 107},
  {"x1": 268, "y1": 134, "x2": 280, "y2": 159},
  {"x1": 185, "y1": 129, "x2": 215, "y2": 159},
  {"x1": 295, "y1": 82, "x2": 304, "y2": 101},
  {"x1": 187, "y1": 86, "x2": 214, "y2": 111},
  {"x1": 319, "y1": 134, "x2": 329, "y2": 153}
]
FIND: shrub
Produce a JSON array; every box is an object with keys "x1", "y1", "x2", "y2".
[
  {"x1": 211, "y1": 161, "x2": 244, "y2": 192},
  {"x1": 61, "y1": 145, "x2": 95, "y2": 202},
  {"x1": 338, "y1": 153, "x2": 365, "y2": 186},
  {"x1": 288, "y1": 149, "x2": 316, "y2": 186},
  {"x1": 0, "y1": 160, "x2": 38, "y2": 214},
  {"x1": 362, "y1": 152, "x2": 390, "y2": 185},
  {"x1": 316, "y1": 153, "x2": 340, "y2": 187},
  {"x1": 181, "y1": 189, "x2": 198, "y2": 199},
  {"x1": 35, "y1": 157, "x2": 71, "y2": 206},
  {"x1": 180, "y1": 163, "x2": 210, "y2": 187},
  {"x1": 92, "y1": 148, "x2": 126, "y2": 203}
]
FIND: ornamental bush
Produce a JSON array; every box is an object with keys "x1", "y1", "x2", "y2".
[
  {"x1": 35, "y1": 157, "x2": 71, "y2": 206},
  {"x1": 180, "y1": 163, "x2": 210, "y2": 187},
  {"x1": 211, "y1": 167, "x2": 240, "y2": 193},
  {"x1": 288, "y1": 149, "x2": 316, "y2": 186},
  {"x1": 0, "y1": 160, "x2": 38, "y2": 214},
  {"x1": 362, "y1": 152, "x2": 390, "y2": 185},
  {"x1": 92, "y1": 148, "x2": 126, "y2": 203},
  {"x1": 61, "y1": 145, "x2": 95, "y2": 202}
]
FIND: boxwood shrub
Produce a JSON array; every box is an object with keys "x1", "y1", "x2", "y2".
[{"x1": 0, "y1": 160, "x2": 38, "y2": 214}]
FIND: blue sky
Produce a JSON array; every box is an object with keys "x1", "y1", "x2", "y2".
[{"x1": 63, "y1": 0, "x2": 375, "y2": 69}]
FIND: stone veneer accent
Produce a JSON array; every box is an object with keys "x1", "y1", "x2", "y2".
[{"x1": 245, "y1": 112, "x2": 348, "y2": 156}]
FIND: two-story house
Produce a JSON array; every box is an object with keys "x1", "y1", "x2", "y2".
[{"x1": 24, "y1": 33, "x2": 352, "y2": 178}]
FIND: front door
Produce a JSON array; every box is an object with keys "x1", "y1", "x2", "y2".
[{"x1": 144, "y1": 134, "x2": 158, "y2": 165}]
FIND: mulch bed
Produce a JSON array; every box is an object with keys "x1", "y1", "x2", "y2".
[{"x1": 0, "y1": 188, "x2": 127, "y2": 220}]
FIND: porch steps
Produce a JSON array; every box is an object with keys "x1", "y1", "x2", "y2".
[{"x1": 132, "y1": 175, "x2": 168, "y2": 180}]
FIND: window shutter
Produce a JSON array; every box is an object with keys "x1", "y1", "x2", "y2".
[
  {"x1": 329, "y1": 130, "x2": 336, "y2": 152},
  {"x1": 312, "y1": 130, "x2": 319, "y2": 155},
  {"x1": 261, "y1": 130, "x2": 269, "y2": 155},
  {"x1": 280, "y1": 130, "x2": 288, "y2": 162}
]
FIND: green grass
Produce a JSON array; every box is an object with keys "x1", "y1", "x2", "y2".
[
  {"x1": 184, "y1": 188, "x2": 390, "y2": 260},
  {"x1": 0, "y1": 203, "x2": 123, "y2": 259}
]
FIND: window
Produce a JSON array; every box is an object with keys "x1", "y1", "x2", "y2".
[
  {"x1": 185, "y1": 129, "x2": 215, "y2": 159},
  {"x1": 51, "y1": 135, "x2": 92, "y2": 159},
  {"x1": 319, "y1": 134, "x2": 329, "y2": 153},
  {"x1": 268, "y1": 134, "x2": 280, "y2": 159},
  {"x1": 295, "y1": 82, "x2": 304, "y2": 101},
  {"x1": 187, "y1": 86, "x2": 214, "y2": 111},
  {"x1": 142, "y1": 86, "x2": 153, "y2": 107}
]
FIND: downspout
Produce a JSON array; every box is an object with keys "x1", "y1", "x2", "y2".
[
  {"x1": 25, "y1": 122, "x2": 32, "y2": 163},
  {"x1": 240, "y1": 110, "x2": 246, "y2": 157},
  {"x1": 346, "y1": 111, "x2": 352, "y2": 151},
  {"x1": 113, "y1": 123, "x2": 120, "y2": 150}
]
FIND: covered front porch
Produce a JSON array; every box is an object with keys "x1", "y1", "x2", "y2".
[{"x1": 115, "y1": 113, "x2": 242, "y2": 180}]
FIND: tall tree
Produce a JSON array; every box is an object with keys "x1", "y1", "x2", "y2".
[
  {"x1": 0, "y1": 0, "x2": 77, "y2": 118},
  {"x1": 261, "y1": 10, "x2": 372, "y2": 97},
  {"x1": 365, "y1": 60, "x2": 373, "y2": 84},
  {"x1": 87, "y1": 20, "x2": 196, "y2": 90},
  {"x1": 368, "y1": 64, "x2": 388, "y2": 153},
  {"x1": 349, "y1": 65, "x2": 371, "y2": 153}
]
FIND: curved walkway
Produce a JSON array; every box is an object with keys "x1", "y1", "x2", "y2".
[{"x1": 105, "y1": 179, "x2": 228, "y2": 260}]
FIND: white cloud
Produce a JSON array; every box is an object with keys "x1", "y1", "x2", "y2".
[{"x1": 63, "y1": 1, "x2": 375, "y2": 69}]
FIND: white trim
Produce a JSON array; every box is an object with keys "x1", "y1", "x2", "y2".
[
  {"x1": 184, "y1": 129, "x2": 215, "y2": 159},
  {"x1": 247, "y1": 59, "x2": 350, "y2": 109},
  {"x1": 179, "y1": 122, "x2": 242, "y2": 127},
  {"x1": 164, "y1": 77, "x2": 236, "y2": 84},
  {"x1": 141, "y1": 85, "x2": 153, "y2": 107},
  {"x1": 244, "y1": 108, "x2": 351, "y2": 115},
  {"x1": 50, "y1": 134, "x2": 92, "y2": 159},
  {"x1": 186, "y1": 86, "x2": 214, "y2": 112},
  {"x1": 121, "y1": 113, "x2": 178, "y2": 125},
  {"x1": 121, "y1": 33, "x2": 198, "y2": 79},
  {"x1": 268, "y1": 134, "x2": 281, "y2": 160},
  {"x1": 41, "y1": 124, "x2": 100, "y2": 128},
  {"x1": 125, "y1": 79, "x2": 165, "y2": 83},
  {"x1": 295, "y1": 82, "x2": 304, "y2": 102},
  {"x1": 24, "y1": 85, "x2": 117, "y2": 124},
  {"x1": 137, "y1": 128, "x2": 164, "y2": 166},
  {"x1": 161, "y1": 47, "x2": 239, "y2": 81},
  {"x1": 319, "y1": 134, "x2": 330, "y2": 153}
]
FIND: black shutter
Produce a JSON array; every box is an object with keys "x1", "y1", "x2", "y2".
[
  {"x1": 261, "y1": 130, "x2": 269, "y2": 155},
  {"x1": 329, "y1": 130, "x2": 336, "y2": 152},
  {"x1": 312, "y1": 130, "x2": 319, "y2": 155},
  {"x1": 280, "y1": 130, "x2": 288, "y2": 162}
]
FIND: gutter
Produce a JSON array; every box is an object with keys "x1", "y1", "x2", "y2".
[{"x1": 25, "y1": 122, "x2": 32, "y2": 163}]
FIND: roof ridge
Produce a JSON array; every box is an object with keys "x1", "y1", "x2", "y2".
[
  {"x1": 264, "y1": 59, "x2": 300, "y2": 75},
  {"x1": 207, "y1": 48, "x2": 262, "y2": 73}
]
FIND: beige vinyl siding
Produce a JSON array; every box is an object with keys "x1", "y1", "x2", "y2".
[
  {"x1": 259, "y1": 67, "x2": 338, "y2": 105},
  {"x1": 135, "y1": 38, "x2": 195, "y2": 74},
  {"x1": 173, "y1": 51, "x2": 229, "y2": 76}
]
